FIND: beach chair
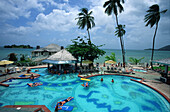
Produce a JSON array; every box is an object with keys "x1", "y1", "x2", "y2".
[
  {"x1": 107, "y1": 66, "x2": 110, "y2": 70},
  {"x1": 22, "y1": 67, "x2": 27, "y2": 72}
]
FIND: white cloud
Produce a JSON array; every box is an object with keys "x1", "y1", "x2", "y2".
[
  {"x1": 3, "y1": 3, "x2": 80, "y2": 36},
  {"x1": 63, "y1": 0, "x2": 69, "y2": 3},
  {"x1": 30, "y1": 7, "x2": 78, "y2": 32},
  {"x1": 0, "y1": 0, "x2": 62, "y2": 21}
]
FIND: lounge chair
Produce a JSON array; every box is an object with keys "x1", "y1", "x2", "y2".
[{"x1": 22, "y1": 67, "x2": 27, "y2": 72}]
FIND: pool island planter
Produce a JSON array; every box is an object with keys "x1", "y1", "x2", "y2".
[
  {"x1": 78, "y1": 73, "x2": 170, "y2": 103},
  {"x1": 3, "y1": 105, "x2": 51, "y2": 112},
  {"x1": 0, "y1": 72, "x2": 40, "y2": 87}
]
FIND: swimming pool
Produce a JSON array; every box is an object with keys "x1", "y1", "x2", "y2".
[
  {"x1": 0, "y1": 68, "x2": 169, "y2": 112},
  {"x1": 133, "y1": 69, "x2": 147, "y2": 73}
]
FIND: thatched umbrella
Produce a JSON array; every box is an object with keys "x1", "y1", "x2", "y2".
[
  {"x1": 105, "y1": 60, "x2": 116, "y2": 64},
  {"x1": 42, "y1": 49, "x2": 77, "y2": 70}
]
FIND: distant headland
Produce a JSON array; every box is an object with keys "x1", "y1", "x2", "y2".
[
  {"x1": 4, "y1": 44, "x2": 33, "y2": 49},
  {"x1": 144, "y1": 45, "x2": 170, "y2": 51}
]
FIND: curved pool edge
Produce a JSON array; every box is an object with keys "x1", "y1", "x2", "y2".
[
  {"x1": 78, "y1": 73, "x2": 170, "y2": 103},
  {"x1": 131, "y1": 79, "x2": 170, "y2": 103}
]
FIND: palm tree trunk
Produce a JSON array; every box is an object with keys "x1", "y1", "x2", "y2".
[
  {"x1": 150, "y1": 23, "x2": 158, "y2": 70},
  {"x1": 87, "y1": 29, "x2": 91, "y2": 43},
  {"x1": 115, "y1": 15, "x2": 126, "y2": 68},
  {"x1": 87, "y1": 29, "x2": 94, "y2": 67}
]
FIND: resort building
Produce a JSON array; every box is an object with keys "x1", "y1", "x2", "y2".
[{"x1": 31, "y1": 44, "x2": 62, "y2": 61}]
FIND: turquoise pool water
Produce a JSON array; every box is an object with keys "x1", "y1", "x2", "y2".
[
  {"x1": 133, "y1": 69, "x2": 147, "y2": 73},
  {"x1": 0, "y1": 68, "x2": 169, "y2": 112}
]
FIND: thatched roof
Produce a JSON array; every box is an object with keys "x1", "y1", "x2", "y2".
[
  {"x1": 47, "y1": 49, "x2": 76, "y2": 61},
  {"x1": 152, "y1": 58, "x2": 170, "y2": 65},
  {"x1": 32, "y1": 44, "x2": 61, "y2": 52},
  {"x1": 42, "y1": 49, "x2": 76, "y2": 64}
]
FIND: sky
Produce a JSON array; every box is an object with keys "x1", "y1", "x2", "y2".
[{"x1": 0, "y1": 0, "x2": 170, "y2": 50}]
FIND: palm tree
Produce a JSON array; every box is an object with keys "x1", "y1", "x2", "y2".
[
  {"x1": 105, "y1": 52, "x2": 116, "y2": 61},
  {"x1": 144, "y1": 4, "x2": 167, "y2": 69},
  {"x1": 75, "y1": 8, "x2": 95, "y2": 43},
  {"x1": 115, "y1": 24, "x2": 126, "y2": 38},
  {"x1": 129, "y1": 57, "x2": 145, "y2": 65},
  {"x1": 103, "y1": 0, "x2": 126, "y2": 67}
]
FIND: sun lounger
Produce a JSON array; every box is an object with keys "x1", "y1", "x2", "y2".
[{"x1": 15, "y1": 67, "x2": 21, "y2": 73}]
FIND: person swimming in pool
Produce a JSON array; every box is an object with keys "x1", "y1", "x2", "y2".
[
  {"x1": 55, "y1": 97, "x2": 74, "y2": 111},
  {"x1": 81, "y1": 82, "x2": 89, "y2": 87},
  {"x1": 27, "y1": 82, "x2": 42, "y2": 87}
]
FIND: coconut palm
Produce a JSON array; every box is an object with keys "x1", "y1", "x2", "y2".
[
  {"x1": 144, "y1": 4, "x2": 167, "y2": 69},
  {"x1": 105, "y1": 52, "x2": 116, "y2": 61},
  {"x1": 129, "y1": 57, "x2": 144, "y2": 65},
  {"x1": 75, "y1": 8, "x2": 95, "y2": 43},
  {"x1": 103, "y1": 0, "x2": 126, "y2": 67},
  {"x1": 115, "y1": 24, "x2": 126, "y2": 38}
]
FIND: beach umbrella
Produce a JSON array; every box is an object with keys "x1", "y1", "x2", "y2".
[
  {"x1": 82, "y1": 60, "x2": 93, "y2": 64},
  {"x1": 0, "y1": 60, "x2": 14, "y2": 65},
  {"x1": 105, "y1": 60, "x2": 116, "y2": 64},
  {"x1": 0, "y1": 60, "x2": 14, "y2": 79}
]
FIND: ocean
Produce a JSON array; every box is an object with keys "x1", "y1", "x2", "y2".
[{"x1": 0, "y1": 47, "x2": 170, "y2": 64}]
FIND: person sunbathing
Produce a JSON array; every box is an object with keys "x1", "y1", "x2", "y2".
[{"x1": 55, "y1": 97, "x2": 74, "y2": 111}]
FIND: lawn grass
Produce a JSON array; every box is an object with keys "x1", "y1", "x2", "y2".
[{"x1": 153, "y1": 66, "x2": 170, "y2": 71}]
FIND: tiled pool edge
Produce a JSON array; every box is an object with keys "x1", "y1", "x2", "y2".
[
  {"x1": 130, "y1": 79, "x2": 170, "y2": 103},
  {"x1": 78, "y1": 73, "x2": 170, "y2": 103}
]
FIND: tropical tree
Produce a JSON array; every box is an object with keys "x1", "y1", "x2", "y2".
[
  {"x1": 144, "y1": 4, "x2": 167, "y2": 69},
  {"x1": 75, "y1": 8, "x2": 95, "y2": 43},
  {"x1": 67, "y1": 36, "x2": 105, "y2": 67},
  {"x1": 8, "y1": 53, "x2": 17, "y2": 61},
  {"x1": 103, "y1": 0, "x2": 126, "y2": 67},
  {"x1": 105, "y1": 52, "x2": 116, "y2": 61},
  {"x1": 129, "y1": 57, "x2": 144, "y2": 65}
]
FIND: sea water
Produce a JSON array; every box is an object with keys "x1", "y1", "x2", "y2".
[
  {"x1": 0, "y1": 47, "x2": 33, "y2": 60},
  {"x1": 0, "y1": 47, "x2": 170, "y2": 63}
]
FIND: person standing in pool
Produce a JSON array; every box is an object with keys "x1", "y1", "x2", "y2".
[
  {"x1": 111, "y1": 79, "x2": 114, "y2": 83},
  {"x1": 30, "y1": 74, "x2": 34, "y2": 81}
]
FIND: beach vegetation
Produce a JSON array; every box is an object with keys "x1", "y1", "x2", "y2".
[
  {"x1": 103, "y1": 0, "x2": 126, "y2": 68},
  {"x1": 144, "y1": 4, "x2": 167, "y2": 69},
  {"x1": 153, "y1": 66, "x2": 170, "y2": 71},
  {"x1": 128, "y1": 57, "x2": 145, "y2": 65},
  {"x1": 4, "y1": 44, "x2": 33, "y2": 49},
  {"x1": 66, "y1": 36, "x2": 105, "y2": 67},
  {"x1": 8, "y1": 53, "x2": 17, "y2": 61},
  {"x1": 75, "y1": 8, "x2": 95, "y2": 43},
  {"x1": 105, "y1": 52, "x2": 116, "y2": 61}
]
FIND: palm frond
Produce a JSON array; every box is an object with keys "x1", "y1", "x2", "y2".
[
  {"x1": 160, "y1": 9, "x2": 168, "y2": 14},
  {"x1": 81, "y1": 8, "x2": 88, "y2": 14},
  {"x1": 105, "y1": 5, "x2": 112, "y2": 16},
  {"x1": 103, "y1": 1, "x2": 111, "y2": 8},
  {"x1": 117, "y1": 2, "x2": 124, "y2": 13}
]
